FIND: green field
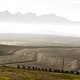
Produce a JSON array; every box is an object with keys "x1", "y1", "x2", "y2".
[{"x1": 0, "y1": 66, "x2": 80, "y2": 80}]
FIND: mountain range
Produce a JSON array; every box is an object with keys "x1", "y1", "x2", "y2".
[{"x1": 0, "y1": 11, "x2": 78, "y2": 25}]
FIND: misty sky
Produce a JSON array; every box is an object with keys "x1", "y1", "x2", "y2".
[
  {"x1": 0, "y1": 0, "x2": 80, "y2": 21},
  {"x1": 0, "y1": 0, "x2": 80, "y2": 36}
]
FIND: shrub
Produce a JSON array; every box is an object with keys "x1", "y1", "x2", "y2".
[
  {"x1": 28, "y1": 66, "x2": 30, "y2": 70},
  {"x1": 23, "y1": 66, "x2": 25, "y2": 69},
  {"x1": 17, "y1": 65, "x2": 20, "y2": 69}
]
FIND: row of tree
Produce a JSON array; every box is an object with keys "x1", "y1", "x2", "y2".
[{"x1": 17, "y1": 65, "x2": 80, "y2": 74}]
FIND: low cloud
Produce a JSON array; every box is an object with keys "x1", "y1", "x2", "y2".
[
  {"x1": 0, "y1": 11, "x2": 71, "y2": 24},
  {"x1": 0, "y1": 10, "x2": 79, "y2": 26}
]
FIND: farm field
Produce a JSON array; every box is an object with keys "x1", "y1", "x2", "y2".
[{"x1": 0, "y1": 45, "x2": 80, "y2": 70}]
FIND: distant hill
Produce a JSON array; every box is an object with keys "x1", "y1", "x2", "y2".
[{"x1": 0, "y1": 34, "x2": 80, "y2": 46}]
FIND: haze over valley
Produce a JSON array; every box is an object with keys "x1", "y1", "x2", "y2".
[{"x1": 0, "y1": 34, "x2": 80, "y2": 47}]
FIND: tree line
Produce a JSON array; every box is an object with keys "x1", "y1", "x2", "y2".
[{"x1": 17, "y1": 65, "x2": 80, "y2": 75}]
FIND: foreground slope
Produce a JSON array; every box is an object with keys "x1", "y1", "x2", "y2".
[{"x1": 0, "y1": 66, "x2": 80, "y2": 80}]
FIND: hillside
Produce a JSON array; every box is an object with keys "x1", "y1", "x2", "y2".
[
  {"x1": 0, "y1": 45, "x2": 80, "y2": 70},
  {"x1": 0, "y1": 34, "x2": 80, "y2": 46},
  {"x1": 0, "y1": 66, "x2": 80, "y2": 80}
]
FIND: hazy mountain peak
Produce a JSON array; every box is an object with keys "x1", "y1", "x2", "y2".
[{"x1": 0, "y1": 11, "x2": 71, "y2": 24}]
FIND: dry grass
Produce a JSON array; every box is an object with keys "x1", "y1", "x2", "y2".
[{"x1": 0, "y1": 66, "x2": 80, "y2": 80}]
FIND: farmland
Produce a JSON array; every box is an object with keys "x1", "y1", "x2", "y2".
[{"x1": 0, "y1": 45, "x2": 80, "y2": 70}]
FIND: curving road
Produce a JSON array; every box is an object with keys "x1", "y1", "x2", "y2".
[{"x1": 3, "y1": 49, "x2": 38, "y2": 65}]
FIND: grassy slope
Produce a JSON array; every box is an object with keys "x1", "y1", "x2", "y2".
[{"x1": 0, "y1": 66, "x2": 80, "y2": 80}]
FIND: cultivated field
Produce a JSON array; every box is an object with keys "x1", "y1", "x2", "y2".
[{"x1": 0, "y1": 45, "x2": 80, "y2": 70}]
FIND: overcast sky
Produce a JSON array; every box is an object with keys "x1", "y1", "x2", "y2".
[
  {"x1": 0, "y1": 0, "x2": 80, "y2": 36},
  {"x1": 0, "y1": 0, "x2": 80, "y2": 21}
]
